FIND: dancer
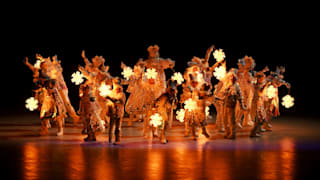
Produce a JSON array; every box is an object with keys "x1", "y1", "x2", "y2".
[
  {"x1": 106, "y1": 79, "x2": 126, "y2": 144},
  {"x1": 217, "y1": 69, "x2": 247, "y2": 139}
]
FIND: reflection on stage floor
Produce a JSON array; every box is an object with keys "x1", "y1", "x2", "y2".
[{"x1": 0, "y1": 115, "x2": 320, "y2": 180}]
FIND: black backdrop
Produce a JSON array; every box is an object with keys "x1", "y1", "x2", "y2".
[{"x1": 0, "y1": 27, "x2": 317, "y2": 118}]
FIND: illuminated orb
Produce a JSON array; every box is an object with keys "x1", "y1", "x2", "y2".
[
  {"x1": 99, "y1": 83, "x2": 112, "y2": 97},
  {"x1": 25, "y1": 97, "x2": 38, "y2": 111},
  {"x1": 184, "y1": 98, "x2": 197, "y2": 112},
  {"x1": 213, "y1": 49, "x2": 225, "y2": 62},
  {"x1": 150, "y1": 113, "x2": 163, "y2": 127},
  {"x1": 213, "y1": 66, "x2": 226, "y2": 80},
  {"x1": 282, "y1": 94, "x2": 295, "y2": 108},
  {"x1": 171, "y1": 72, "x2": 184, "y2": 85},
  {"x1": 71, "y1": 71, "x2": 84, "y2": 85},
  {"x1": 266, "y1": 85, "x2": 277, "y2": 99},
  {"x1": 121, "y1": 67, "x2": 134, "y2": 80},
  {"x1": 145, "y1": 68, "x2": 158, "y2": 79},
  {"x1": 176, "y1": 109, "x2": 185, "y2": 122}
]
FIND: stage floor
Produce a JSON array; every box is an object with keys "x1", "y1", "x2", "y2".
[{"x1": 0, "y1": 115, "x2": 320, "y2": 180}]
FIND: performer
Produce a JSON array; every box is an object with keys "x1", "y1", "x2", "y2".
[
  {"x1": 24, "y1": 57, "x2": 67, "y2": 136},
  {"x1": 181, "y1": 63, "x2": 204, "y2": 138},
  {"x1": 181, "y1": 46, "x2": 223, "y2": 138},
  {"x1": 197, "y1": 86, "x2": 212, "y2": 138},
  {"x1": 136, "y1": 45, "x2": 175, "y2": 103},
  {"x1": 136, "y1": 45, "x2": 175, "y2": 99},
  {"x1": 79, "y1": 80, "x2": 104, "y2": 141},
  {"x1": 213, "y1": 80, "x2": 225, "y2": 132},
  {"x1": 126, "y1": 45, "x2": 175, "y2": 127},
  {"x1": 121, "y1": 62, "x2": 146, "y2": 126},
  {"x1": 250, "y1": 68, "x2": 270, "y2": 137},
  {"x1": 37, "y1": 55, "x2": 79, "y2": 124},
  {"x1": 264, "y1": 66, "x2": 291, "y2": 131},
  {"x1": 218, "y1": 69, "x2": 247, "y2": 139},
  {"x1": 235, "y1": 56, "x2": 255, "y2": 128},
  {"x1": 146, "y1": 79, "x2": 178, "y2": 143},
  {"x1": 106, "y1": 79, "x2": 126, "y2": 144},
  {"x1": 37, "y1": 79, "x2": 67, "y2": 136},
  {"x1": 81, "y1": 51, "x2": 113, "y2": 126}
]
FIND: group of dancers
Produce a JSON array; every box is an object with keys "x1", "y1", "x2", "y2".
[{"x1": 24, "y1": 45, "x2": 293, "y2": 144}]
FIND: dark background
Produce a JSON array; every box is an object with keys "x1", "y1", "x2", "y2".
[
  {"x1": 0, "y1": 8, "x2": 318, "y2": 119},
  {"x1": 0, "y1": 37, "x2": 317, "y2": 118}
]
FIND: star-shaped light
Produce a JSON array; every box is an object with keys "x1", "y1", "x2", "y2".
[
  {"x1": 99, "y1": 83, "x2": 112, "y2": 97},
  {"x1": 213, "y1": 66, "x2": 226, "y2": 80},
  {"x1": 282, "y1": 94, "x2": 294, "y2": 108},
  {"x1": 184, "y1": 98, "x2": 197, "y2": 112},
  {"x1": 145, "y1": 68, "x2": 157, "y2": 79},
  {"x1": 213, "y1": 49, "x2": 225, "y2": 62},
  {"x1": 171, "y1": 72, "x2": 184, "y2": 85},
  {"x1": 266, "y1": 85, "x2": 277, "y2": 99},
  {"x1": 150, "y1": 113, "x2": 163, "y2": 127},
  {"x1": 121, "y1": 67, "x2": 134, "y2": 80},
  {"x1": 25, "y1": 97, "x2": 38, "y2": 111},
  {"x1": 71, "y1": 71, "x2": 84, "y2": 85},
  {"x1": 176, "y1": 109, "x2": 185, "y2": 122}
]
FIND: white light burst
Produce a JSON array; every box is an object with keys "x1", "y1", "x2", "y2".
[
  {"x1": 176, "y1": 109, "x2": 185, "y2": 122},
  {"x1": 213, "y1": 49, "x2": 226, "y2": 62},
  {"x1": 99, "y1": 83, "x2": 112, "y2": 97},
  {"x1": 184, "y1": 98, "x2": 197, "y2": 112},
  {"x1": 171, "y1": 72, "x2": 184, "y2": 85},
  {"x1": 121, "y1": 67, "x2": 134, "y2": 80},
  {"x1": 213, "y1": 66, "x2": 226, "y2": 80},
  {"x1": 71, "y1": 71, "x2": 84, "y2": 85},
  {"x1": 150, "y1": 113, "x2": 163, "y2": 127},
  {"x1": 25, "y1": 97, "x2": 38, "y2": 111},
  {"x1": 282, "y1": 94, "x2": 295, "y2": 108},
  {"x1": 145, "y1": 68, "x2": 158, "y2": 79},
  {"x1": 266, "y1": 85, "x2": 277, "y2": 99}
]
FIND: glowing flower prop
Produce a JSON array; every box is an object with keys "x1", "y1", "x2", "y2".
[
  {"x1": 121, "y1": 67, "x2": 134, "y2": 80},
  {"x1": 213, "y1": 66, "x2": 226, "y2": 80},
  {"x1": 25, "y1": 97, "x2": 38, "y2": 111},
  {"x1": 213, "y1": 49, "x2": 225, "y2": 62},
  {"x1": 205, "y1": 106, "x2": 210, "y2": 117},
  {"x1": 266, "y1": 85, "x2": 277, "y2": 99},
  {"x1": 184, "y1": 98, "x2": 197, "y2": 112},
  {"x1": 176, "y1": 109, "x2": 185, "y2": 122},
  {"x1": 171, "y1": 72, "x2": 184, "y2": 85},
  {"x1": 99, "y1": 83, "x2": 112, "y2": 97},
  {"x1": 282, "y1": 95, "x2": 295, "y2": 108},
  {"x1": 145, "y1": 68, "x2": 157, "y2": 79},
  {"x1": 150, "y1": 113, "x2": 163, "y2": 127},
  {"x1": 71, "y1": 71, "x2": 84, "y2": 85}
]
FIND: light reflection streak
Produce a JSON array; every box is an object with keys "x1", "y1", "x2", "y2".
[{"x1": 23, "y1": 143, "x2": 39, "y2": 180}]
